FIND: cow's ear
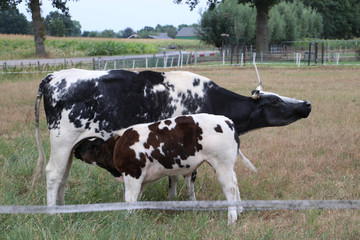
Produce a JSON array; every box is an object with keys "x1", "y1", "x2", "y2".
[{"x1": 251, "y1": 90, "x2": 260, "y2": 100}]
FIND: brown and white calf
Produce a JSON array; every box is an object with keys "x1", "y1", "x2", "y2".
[{"x1": 74, "y1": 113, "x2": 257, "y2": 224}]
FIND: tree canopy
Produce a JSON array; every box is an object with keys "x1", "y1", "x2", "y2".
[
  {"x1": 197, "y1": 0, "x2": 323, "y2": 47},
  {"x1": 45, "y1": 11, "x2": 81, "y2": 37},
  {"x1": 301, "y1": 0, "x2": 360, "y2": 39},
  {"x1": 0, "y1": 7, "x2": 30, "y2": 34}
]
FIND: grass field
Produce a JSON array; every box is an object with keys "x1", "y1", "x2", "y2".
[
  {"x1": 0, "y1": 34, "x2": 207, "y2": 60},
  {"x1": 0, "y1": 66, "x2": 360, "y2": 239}
]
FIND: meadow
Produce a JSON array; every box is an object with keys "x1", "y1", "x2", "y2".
[
  {"x1": 0, "y1": 34, "x2": 207, "y2": 60},
  {"x1": 0, "y1": 66, "x2": 360, "y2": 239}
]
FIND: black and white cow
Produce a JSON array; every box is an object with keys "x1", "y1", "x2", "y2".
[
  {"x1": 33, "y1": 69, "x2": 311, "y2": 206},
  {"x1": 74, "y1": 114, "x2": 257, "y2": 225}
]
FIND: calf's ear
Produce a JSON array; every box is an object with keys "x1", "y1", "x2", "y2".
[{"x1": 251, "y1": 90, "x2": 260, "y2": 100}]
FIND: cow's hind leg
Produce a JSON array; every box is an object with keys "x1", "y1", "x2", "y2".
[
  {"x1": 46, "y1": 145, "x2": 73, "y2": 206},
  {"x1": 56, "y1": 152, "x2": 74, "y2": 205}
]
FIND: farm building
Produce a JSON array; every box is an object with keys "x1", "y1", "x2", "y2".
[
  {"x1": 176, "y1": 27, "x2": 197, "y2": 40},
  {"x1": 148, "y1": 32, "x2": 173, "y2": 39}
]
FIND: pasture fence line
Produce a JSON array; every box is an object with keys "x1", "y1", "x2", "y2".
[
  {"x1": 1, "y1": 43, "x2": 360, "y2": 75},
  {"x1": 1, "y1": 200, "x2": 360, "y2": 215}
]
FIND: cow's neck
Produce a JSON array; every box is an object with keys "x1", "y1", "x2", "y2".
[{"x1": 206, "y1": 86, "x2": 256, "y2": 135}]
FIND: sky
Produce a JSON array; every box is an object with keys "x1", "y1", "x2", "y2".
[{"x1": 18, "y1": 0, "x2": 209, "y2": 32}]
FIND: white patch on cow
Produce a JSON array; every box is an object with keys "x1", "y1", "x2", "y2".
[
  {"x1": 158, "y1": 142, "x2": 165, "y2": 156},
  {"x1": 164, "y1": 71, "x2": 210, "y2": 98},
  {"x1": 51, "y1": 69, "x2": 108, "y2": 89},
  {"x1": 157, "y1": 119, "x2": 176, "y2": 130},
  {"x1": 162, "y1": 71, "x2": 211, "y2": 116},
  {"x1": 261, "y1": 91, "x2": 305, "y2": 104},
  {"x1": 49, "y1": 69, "x2": 108, "y2": 104},
  {"x1": 152, "y1": 84, "x2": 166, "y2": 93}
]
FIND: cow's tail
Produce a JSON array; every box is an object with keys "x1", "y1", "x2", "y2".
[
  {"x1": 239, "y1": 149, "x2": 257, "y2": 173},
  {"x1": 32, "y1": 80, "x2": 47, "y2": 186}
]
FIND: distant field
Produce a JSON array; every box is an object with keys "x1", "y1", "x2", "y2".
[
  {"x1": 0, "y1": 34, "x2": 208, "y2": 60},
  {"x1": 0, "y1": 67, "x2": 359, "y2": 239}
]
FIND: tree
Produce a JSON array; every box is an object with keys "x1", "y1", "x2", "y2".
[
  {"x1": 197, "y1": 0, "x2": 255, "y2": 47},
  {"x1": 0, "y1": 0, "x2": 73, "y2": 57},
  {"x1": 155, "y1": 24, "x2": 177, "y2": 38},
  {"x1": 268, "y1": 1, "x2": 323, "y2": 43},
  {"x1": 122, "y1": 27, "x2": 135, "y2": 38},
  {"x1": 302, "y1": 0, "x2": 360, "y2": 39},
  {"x1": 100, "y1": 29, "x2": 116, "y2": 38},
  {"x1": 0, "y1": 7, "x2": 29, "y2": 34},
  {"x1": 238, "y1": 0, "x2": 279, "y2": 57},
  {"x1": 45, "y1": 11, "x2": 81, "y2": 37},
  {"x1": 175, "y1": 0, "x2": 279, "y2": 57}
]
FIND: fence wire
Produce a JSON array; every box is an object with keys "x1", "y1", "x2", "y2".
[{"x1": 1, "y1": 200, "x2": 360, "y2": 215}]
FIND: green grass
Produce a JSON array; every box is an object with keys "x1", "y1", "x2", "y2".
[
  {"x1": 0, "y1": 34, "x2": 209, "y2": 60},
  {"x1": 1, "y1": 67, "x2": 360, "y2": 239}
]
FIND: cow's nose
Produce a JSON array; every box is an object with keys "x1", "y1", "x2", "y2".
[{"x1": 304, "y1": 101, "x2": 311, "y2": 108}]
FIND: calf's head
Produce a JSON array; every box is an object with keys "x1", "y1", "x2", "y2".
[
  {"x1": 250, "y1": 89, "x2": 311, "y2": 129},
  {"x1": 74, "y1": 137, "x2": 120, "y2": 177}
]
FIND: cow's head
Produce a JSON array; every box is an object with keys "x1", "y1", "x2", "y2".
[{"x1": 249, "y1": 87, "x2": 311, "y2": 129}]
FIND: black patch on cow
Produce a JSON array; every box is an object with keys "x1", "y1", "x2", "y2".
[
  {"x1": 191, "y1": 170, "x2": 197, "y2": 182},
  {"x1": 181, "y1": 90, "x2": 202, "y2": 115},
  {"x1": 193, "y1": 78, "x2": 200, "y2": 87},
  {"x1": 43, "y1": 70, "x2": 177, "y2": 133},
  {"x1": 214, "y1": 124, "x2": 223, "y2": 133}
]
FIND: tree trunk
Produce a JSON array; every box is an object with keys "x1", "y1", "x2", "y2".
[
  {"x1": 255, "y1": 5, "x2": 269, "y2": 60},
  {"x1": 29, "y1": 0, "x2": 46, "y2": 57}
]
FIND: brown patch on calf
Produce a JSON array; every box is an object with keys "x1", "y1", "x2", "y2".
[
  {"x1": 113, "y1": 128, "x2": 145, "y2": 179},
  {"x1": 146, "y1": 116, "x2": 203, "y2": 169},
  {"x1": 214, "y1": 124, "x2": 223, "y2": 133},
  {"x1": 111, "y1": 116, "x2": 204, "y2": 179}
]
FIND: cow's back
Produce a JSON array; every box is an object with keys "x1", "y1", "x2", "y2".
[
  {"x1": 42, "y1": 69, "x2": 215, "y2": 141},
  {"x1": 42, "y1": 69, "x2": 174, "y2": 138}
]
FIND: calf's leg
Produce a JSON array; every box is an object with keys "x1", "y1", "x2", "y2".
[
  {"x1": 215, "y1": 168, "x2": 240, "y2": 225},
  {"x1": 124, "y1": 176, "x2": 143, "y2": 203}
]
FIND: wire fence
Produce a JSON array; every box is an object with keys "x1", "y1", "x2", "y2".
[
  {"x1": 1, "y1": 41, "x2": 359, "y2": 74},
  {"x1": 1, "y1": 200, "x2": 360, "y2": 215}
]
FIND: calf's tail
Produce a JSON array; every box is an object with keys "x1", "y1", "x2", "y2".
[
  {"x1": 239, "y1": 149, "x2": 257, "y2": 173},
  {"x1": 32, "y1": 81, "x2": 47, "y2": 186}
]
